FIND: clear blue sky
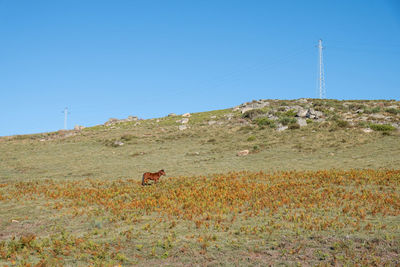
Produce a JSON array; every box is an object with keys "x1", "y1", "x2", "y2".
[{"x1": 1, "y1": 0, "x2": 399, "y2": 136}]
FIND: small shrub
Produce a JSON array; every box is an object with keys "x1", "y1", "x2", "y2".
[
  {"x1": 336, "y1": 120, "x2": 349, "y2": 128},
  {"x1": 288, "y1": 123, "x2": 300, "y2": 130},
  {"x1": 329, "y1": 114, "x2": 340, "y2": 121},
  {"x1": 121, "y1": 134, "x2": 136, "y2": 142},
  {"x1": 255, "y1": 117, "x2": 276, "y2": 128},
  {"x1": 207, "y1": 138, "x2": 217, "y2": 143},
  {"x1": 385, "y1": 108, "x2": 399, "y2": 115},
  {"x1": 348, "y1": 103, "x2": 366, "y2": 111},
  {"x1": 104, "y1": 139, "x2": 121, "y2": 147},
  {"x1": 279, "y1": 117, "x2": 297, "y2": 126},
  {"x1": 371, "y1": 107, "x2": 381, "y2": 113},
  {"x1": 242, "y1": 109, "x2": 265, "y2": 119},
  {"x1": 369, "y1": 124, "x2": 396, "y2": 131},
  {"x1": 306, "y1": 119, "x2": 313, "y2": 124},
  {"x1": 358, "y1": 121, "x2": 368, "y2": 128},
  {"x1": 247, "y1": 136, "x2": 256, "y2": 142},
  {"x1": 284, "y1": 110, "x2": 297, "y2": 117}
]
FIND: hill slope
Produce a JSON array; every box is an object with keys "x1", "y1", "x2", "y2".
[
  {"x1": 0, "y1": 98, "x2": 399, "y2": 265},
  {"x1": 1, "y1": 98, "x2": 399, "y2": 182}
]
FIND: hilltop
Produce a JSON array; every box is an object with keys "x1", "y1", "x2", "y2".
[{"x1": 1, "y1": 98, "x2": 399, "y2": 183}]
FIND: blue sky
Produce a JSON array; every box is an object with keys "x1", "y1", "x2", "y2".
[{"x1": 1, "y1": 0, "x2": 399, "y2": 136}]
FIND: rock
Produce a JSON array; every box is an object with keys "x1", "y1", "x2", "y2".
[
  {"x1": 74, "y1": 125, "x2": 85, "y2": 131},
  {"x1": 12, "y1": 219, "x2": 19, "y2": 223},
  {"x1": 306, "y1": 109, "x2": 323, "y2": 119},
  {"x1": 179, "y1": 125, "x2": 187, "y2": 131},
  {"x1": 241, "y1": 107, "x2": 255, "y2": 114},
  {"x1": 277, "y1": 125, "x2": 288, "y2": 132},
  {"x1": 237, "y1": 101, "x2": 270, "y2": 113},
  {"x1": 114, "y1": 140, "x2": 124, "y2": 146},
  {"x1": 208, "y1": 120, "x2": 216, "y2": 125},
  {"x1": 268, "y1": 114, "x2": 278, "y2": 120},
  {"x1": 105, "y1": 118, "x2": 119, "y2": 126},
  {"x1": 315, "y1": 111, "x2": 323, "y2": 118},
  {"x1": 210, "y1": 115, "x2": 217, "y2": 119},
  {"x1": 362, "y1": 128, "x2": 373, "y2": 133},
  {"x1": 127, "y1": 116, "x2": 138, "y2": 121},
  {"x1": 182, "y1": 113, "x2": 191, "y2": 117},
  {"x1": 225, "y1": 114, "x2": 233, "y2": 120},
  {"x1": 180, "y1": 118, "x2": 189, "y2": 124},
  {"x1": 371, "y1": 114, "x2": 386, "y2": 119},
  {"x1": 237, "y1": 150, "x2": 249, "y2": 156},
  {"x1": 297, "y1": 118, "x2": 307, "y2": 127},
  {"x1": 329, "y1": 107, "x2": 335, "y2": 111},
  {"x1": 156, "y1": 119, "x2": 160, "y2": 122},
  {"x1": 297, "y1": 109, "x2": 308, "y2": 118},
  {"x1": 168, "y1": 113, "x2": 177, "y2": 117},
  {"x1": 355, "y1": 109, "x2": 364, "y2": 114},
  {"x1": 297, "y1": 98, "x2": 308, "y2": 104}
]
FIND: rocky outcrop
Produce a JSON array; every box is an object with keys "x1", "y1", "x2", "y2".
[
  {"x1": 233, "y1": 100, "x2": 270, "y2": 113},
  {"x1": 74, "y1": 125, "x2": 85, "y2": 131},
  {"x1": 104, "y1": 116, "x2": 139, "y2": 126}
]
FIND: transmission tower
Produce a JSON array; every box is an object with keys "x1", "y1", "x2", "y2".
[{"x1": 317, "y1": 39, "x2": 326, "y2": 99}]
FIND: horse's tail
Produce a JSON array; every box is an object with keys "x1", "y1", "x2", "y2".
[{"x1": 141, "y1": 174, "x2": 145, "y2": 186}]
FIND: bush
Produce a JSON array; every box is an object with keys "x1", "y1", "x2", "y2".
[
  {"x1": 371, "y1": 107, "x2": 381, "y2": 113},
  {"x1": 336, "y1": 120, "x2": 349, "y2": 128},
  {"x1": 284, "y1": 110, "x2": 297, "y2": 117},
  {"x1": 247, "y1": 136, "x2": 256, "y2": 141},
  {"x1": 288, "y1": 123, "x2": 300, "y2": 130},
  {"x1": 385, "y1": 108, "x2": 400, "y2": 115},
  {"x1": 255, "y1": 117, "x2": 276, "y2": 128},
  {"x1": 121, "y1": 134, "x2": 136, "y2": 141},
  {"x1": 369, "y1": 124, "x2": 396, "y2": 131},
  {"x1": 279, "y1": 117, "x2": 297, "y2": 126},
  {"x1": 241, "y1": 109, "x2": 266, "y2": 119}
]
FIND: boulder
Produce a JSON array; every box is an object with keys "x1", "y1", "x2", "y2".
[
  {"x1": 237, "y1": 150, "x2": 249, "y2": 156},
  {"x1": 105, "y1": 118, "x2": 119, "y2": 126},
  {"x1": 277, "y1": 125, "x2": 288, "y2": 132},
  {"x1": 371, "y1": 114, "x2": 386, "y2": 119},
  {"x1": 208, "y1": 120, "x2": 216, "y2": 125},
  {"x1": 182, "y1": 113, "x2": 191, "y2": 117},
  {"x1": 114, "y1": 140, "x2": 124, "y2": 146},
  {"x1": 297, "y1": 109, "x2": 308, "y2": 118},
  {"x1": 180, "y1": 118, "x2": 189, "y2": 124},
  {"x1": 179, "y1": 125, "x2": 187, "y2": 131},
  {"x1": 168, "y1": 113, "x2": 177, "y2": 117},
  {"x1": 362, "y1": 128, "x2": 373, "y2": 133},
  {"x1": 74, "y1": 125, "x2": 85, "y2": 131},
  {"x1": 297, "y1": 118, "x2": 307, "y2": 127},
  {"x1": 127, "y1": 116, "x2": 138, "y2": 121}
]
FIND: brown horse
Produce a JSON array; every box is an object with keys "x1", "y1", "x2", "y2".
[{"x1": 142, "y1": 169, "x2": 166, "y2": 185}]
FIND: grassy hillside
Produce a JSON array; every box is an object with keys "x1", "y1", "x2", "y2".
[
  {"x1": 0, "y1": 98, "x2": 399, "y2": 265},
  {"x1": 1, "y1": 99, "x2": 399, "y2": 182}
]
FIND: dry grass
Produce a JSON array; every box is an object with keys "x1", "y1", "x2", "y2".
[{"x1": 0, "y1": 170, "x2": 399, "y2": 265}]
